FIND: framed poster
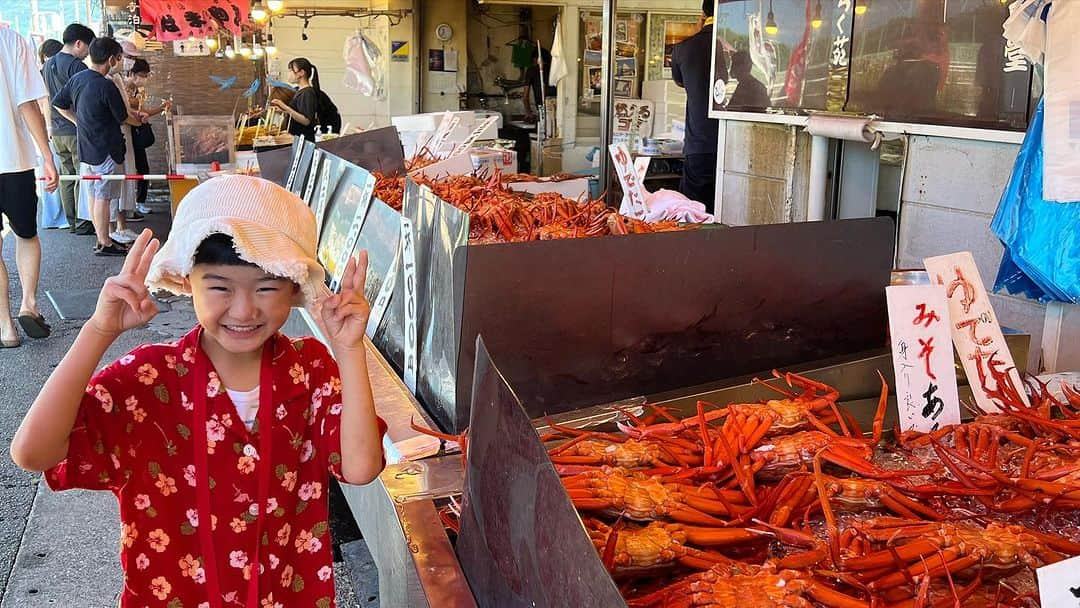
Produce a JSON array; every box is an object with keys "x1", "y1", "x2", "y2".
[
  {"x1": 171, "y1": 115, "x2": 236, "y2": 171},
  {"x1": 646, "y1": 13, "x2": 700, "y2": 81}
]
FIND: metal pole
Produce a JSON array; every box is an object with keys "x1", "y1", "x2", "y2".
[
  {"x1": 536, "y1": 40, "x2": 546, "y2": 177},
  {"x1": 598, "y1": 0, "x2": 617, "y2": 198}
]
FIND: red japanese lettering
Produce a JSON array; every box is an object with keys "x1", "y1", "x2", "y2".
[
  {"x1": 918, "y1": 337, "x2": 936, "y2": 380},
  {"x1": 912, "y1": 303, "x2": 940, "y2": 328},
  {"x1": 945, "y1": 267, "x2": 977, "y2": 314},
  {"x1": 955, "y1": 318, "x2": 993, "y2": 346}
]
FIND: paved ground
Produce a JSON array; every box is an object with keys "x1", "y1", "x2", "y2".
[{"x1": 0, "y1": 191, "x2": 378, "y2": 606}]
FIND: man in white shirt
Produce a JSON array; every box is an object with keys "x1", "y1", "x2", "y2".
[{"x1": 0, "y1": 27, "x2": 59, "y2": 347}]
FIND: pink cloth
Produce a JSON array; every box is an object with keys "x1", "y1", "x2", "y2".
[{"x1": 644, "y1": 189, "x2": 714, "y2": 224}]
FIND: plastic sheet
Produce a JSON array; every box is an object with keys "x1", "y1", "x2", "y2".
[
  {"x1": 342, "y1": 30, "x2": 385, "y2": 100},
  {"x1": 455, "y1": 337, "x2": 626, "y2": 608},
  {"x1": 418, "y1": 199, "x2": 470, "y2": 423},
  {"x1": 991, "y1": 99, "x2": 1080, "y2": 303}
]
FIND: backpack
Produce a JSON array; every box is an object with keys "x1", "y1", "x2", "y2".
[{"x1": 315, "y1": 90, "x2": 342, "y2": 134}]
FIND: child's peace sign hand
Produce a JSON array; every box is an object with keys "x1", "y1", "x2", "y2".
[
  {"x1": 319, "y1": 251, "x2": 371, "y2": 354},
  {"x1": 88, "y1": 230, "x2": 161, "y2": 337}
]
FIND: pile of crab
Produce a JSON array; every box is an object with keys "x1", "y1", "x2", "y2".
[
  {"x1": 371, "y1": 168, "x2": 685, "y2": 243},
  {"x1": 541, "y1": 366, "x2": 1080, "y2": 607}
]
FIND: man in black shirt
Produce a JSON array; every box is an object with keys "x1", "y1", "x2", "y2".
[
  {"x1": 52, "y1": 37, "x2": 129, "y2": 256},
  {"x1": 43, "y1": 23, "x2": 94, "y2": 234},
  {"x1": 671, "y1": 1, "x2": 724, "y2": 214}
]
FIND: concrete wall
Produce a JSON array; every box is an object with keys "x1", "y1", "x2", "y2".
[
  {"x1": 895, "y1": 136, "x2": 1047, "y2": 372},
  {"x1": 718, "y1": 121, "x2": 811, "y2": 225},
  {"x1": 271, "y1": 0, "x2": 418, "y2": 130},
  {"x1": 419, "y1": 0, "x2": 467, "y2": 112}
]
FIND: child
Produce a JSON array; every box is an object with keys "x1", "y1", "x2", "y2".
[{"x1": 10, "y1": 175, "x2": 386, "y2": 607}]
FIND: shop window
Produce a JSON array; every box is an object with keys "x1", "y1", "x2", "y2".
[{"x1": 711, "y1": 0, "x2": 1036, "y2": 131}]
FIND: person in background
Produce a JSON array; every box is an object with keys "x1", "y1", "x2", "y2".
[
  {"x1": 36, "y1": 39, "x2": 67, "y2": 230},
  {"x1": 0, "y1": 28, "x2": 59, "y2": 347},
  {"x1": 126, "y1": 58, "x2": 169, "y2": 216},
  {"x1": 52, "y1": 37, "x2": 130, "y2": 256},
  {"x1": 42, "y1": 23, "x2": 94, "y2": 235},
  {"x1": 671, "y1": 0, "x2": 724, "y2": 215},
  {"x1": 104, "y1": 39, "x2": 148, "y2": 246},
  {"x1": 271, "y1": 58, "x2": 340, "y2": 141},
  {"x1": 727, "y1": 50, "x2": 770, "y2": 109},
  {"x1": 523, "y1": 46, "x2": 555, "y2": 125}
]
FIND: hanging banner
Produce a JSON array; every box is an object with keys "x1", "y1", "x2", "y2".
[{"x1": 140, "y1": 0, "x2": 248, "y2": 42}]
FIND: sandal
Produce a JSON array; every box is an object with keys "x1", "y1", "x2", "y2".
[
  {"x1": 1, "y1": 337, "x2": 20, "y2": 348},
  {"x1": 17, "y1": 311, "x2": 51, "y2": 339}
]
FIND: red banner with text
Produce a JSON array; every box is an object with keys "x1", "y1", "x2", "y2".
[{"x1": 140, "y1": 0, "x2": 248, "y2": 42}]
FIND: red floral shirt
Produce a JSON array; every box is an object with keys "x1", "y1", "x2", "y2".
[{"x1": 46, "y1": 326, "x2": 386, "y2": 608}]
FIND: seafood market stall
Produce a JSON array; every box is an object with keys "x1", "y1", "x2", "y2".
[{"x1": 278, "y1": 132, "x2": 1079, "y2": 607}]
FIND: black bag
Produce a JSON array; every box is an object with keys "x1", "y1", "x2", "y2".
[
  {"x1": 315, "y1": 91, "x2": 342, "y2": 134},
  {"x1": 132, "y1": 123, "x2": 155, "y2": 149}
]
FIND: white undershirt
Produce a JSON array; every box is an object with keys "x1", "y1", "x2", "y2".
[{"x1": 226, "y1": 386, "x2": 260, "y2": 431}]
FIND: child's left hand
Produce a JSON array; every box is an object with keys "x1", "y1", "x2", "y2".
[{"x1": 318, "y1": 251, "x2": 370, "y2": 353}]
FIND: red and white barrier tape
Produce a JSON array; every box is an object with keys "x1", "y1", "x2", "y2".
[{"x1": 39, "y1": 174, "x2": 200, "y2": 182}]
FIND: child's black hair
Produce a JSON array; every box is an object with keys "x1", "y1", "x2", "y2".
[{"x1": 192, "y1": 233, "x2": 257, "y2": 267}]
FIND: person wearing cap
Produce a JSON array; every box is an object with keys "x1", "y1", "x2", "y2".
[
  {"x1": 11, "y1": 175, "x2": 387, "y2": 607},
  {"x1": 125, "y1": 57, "x2": 170, "y2": 217}
]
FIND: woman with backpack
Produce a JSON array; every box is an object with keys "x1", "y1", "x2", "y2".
[{"x1": 271, "y1": 57, "x2": 340, "y2": 141}]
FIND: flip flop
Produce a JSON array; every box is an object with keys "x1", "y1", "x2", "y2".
[
  {"x1": 17, "y1": 312, "x2": 51, "y2": 339},
  {"x1": 1, "y1": 337, "x2": 20, "y2": 348}
]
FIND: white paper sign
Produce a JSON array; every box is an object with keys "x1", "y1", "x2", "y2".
[
  {"x1": 1037, "y1": 555, "x2": 1080, "y2": 608},
  {"x1": 302, "y1": 150, "x2": 323, "y2": 204},
  {"x1": 613, "y1": 98, "x2": 654, "y2": 136},
  {"x1": 451, "y1": 115, "x2": 501, "y2": 158},
  {"x1": 923, "y1": 251, "x2": 1029, "y2": 412},
  {"x1": 609, "y1": 143, "x2": 649, "y2": 219},
  {"x1": 401, "y1": 217, "x2": 418, "y2": 394},
  {"x1": 886, "y1": 285, "x2": 961, "y2": 432},
  {"x1": 426, "y1": 113, "x2": 460, "y2": 160},
  {"x1": 366, "y1": 248, "x2": 399, "y2": 339}
]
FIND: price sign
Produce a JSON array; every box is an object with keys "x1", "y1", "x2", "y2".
[
  {"x1": 923, "y1": 251, "x2": 1029, "y2": 412},
  {"x1": 451, "y1": 115, "x2": 500, "y2": 157},
  {"x1": 400, "y1": 217, "x2": 418, "y2": 394},
  {"x1": 609, "y1": 143, "x2": 649, "y2": 219},
  {"x1": 425, "y1": 112, "x2": 460, "y2": 160},
  {"x1": 886, "y1": 285, "x2": 961, "y2": 432},
  {"x1": 1037, "y1": 555, "x2": 1080, "y2": 608}
]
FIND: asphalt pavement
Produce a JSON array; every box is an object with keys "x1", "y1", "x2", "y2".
[{"x1": 0, "y1": 190, "x2": 377, "y2": 607}]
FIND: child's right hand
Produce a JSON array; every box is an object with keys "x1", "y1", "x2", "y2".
[{"x1": 88, "y1": 230, "x2": 161, "y2": 337}]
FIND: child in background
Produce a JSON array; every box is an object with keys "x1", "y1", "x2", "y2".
[{"x1": 11, "y1": 175, "x2": 386, "y2": 607}]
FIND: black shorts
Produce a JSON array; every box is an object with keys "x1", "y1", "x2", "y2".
[{"x1": 0, "y1": 169, "x2": 38, "y2": 239}]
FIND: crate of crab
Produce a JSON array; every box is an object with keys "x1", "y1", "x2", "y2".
[{"x1": 447, "y1": 335, "x2": 1080, "y2": 608}]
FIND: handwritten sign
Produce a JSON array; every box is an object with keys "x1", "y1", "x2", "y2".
[
  {"x1": 140, "y1": 0, "x2": 248, "y2": 43},
  {"x1": 425, "y1": 113, "x2": 460, "y2": 160},
  {"x1": 1037, "y1": 555, "x2": 1080, "y2": 608},
  {"x1": 451, "y1": 115, "x2": 500, "y2": 157},
  {"x1": 330, "y1": 171, "x2": 376, "y2": 293},
  {"x1": 613, "y1": 99, "x2": 654, "y2": 136},
  {"x1": 886, "y1": 285, "x2": 961, "y2": 432},
  {"x1": 302, "y1": 150, "x2": 323, "y2": 205},
  {"x1": 400, "y1": 217, "x2": 418, "y2": 394},
  {"x1": 923, "y1": 251, "x2": 1028, "y2": 412},
  {"x1": 366, "y1": 248, "x2": 399, "y2": 339},
  {"x1": 609, "y1": 143, "x2": 649, "y2": 219}
]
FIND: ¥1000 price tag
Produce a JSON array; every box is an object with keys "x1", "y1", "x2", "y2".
[{"x1": 400, "y1": 217, "x2": 418, "y2": 394}]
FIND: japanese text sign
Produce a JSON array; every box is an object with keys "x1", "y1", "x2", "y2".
[
  {"x1": 140, "y1": 0, "x2": 247, "y2": 42},
  {"x1": 609, "y1": 143, "x2": 648, "y2": 219},
  {"x1": 613, "y1": 99, "x2": 654, "y2": 136},
  {"x1": 886, "y1": 285, "x2": 961, "y2": 432},
  {"x1": 923, "y1": 251, "x2": 1028, "y2": 412}
]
